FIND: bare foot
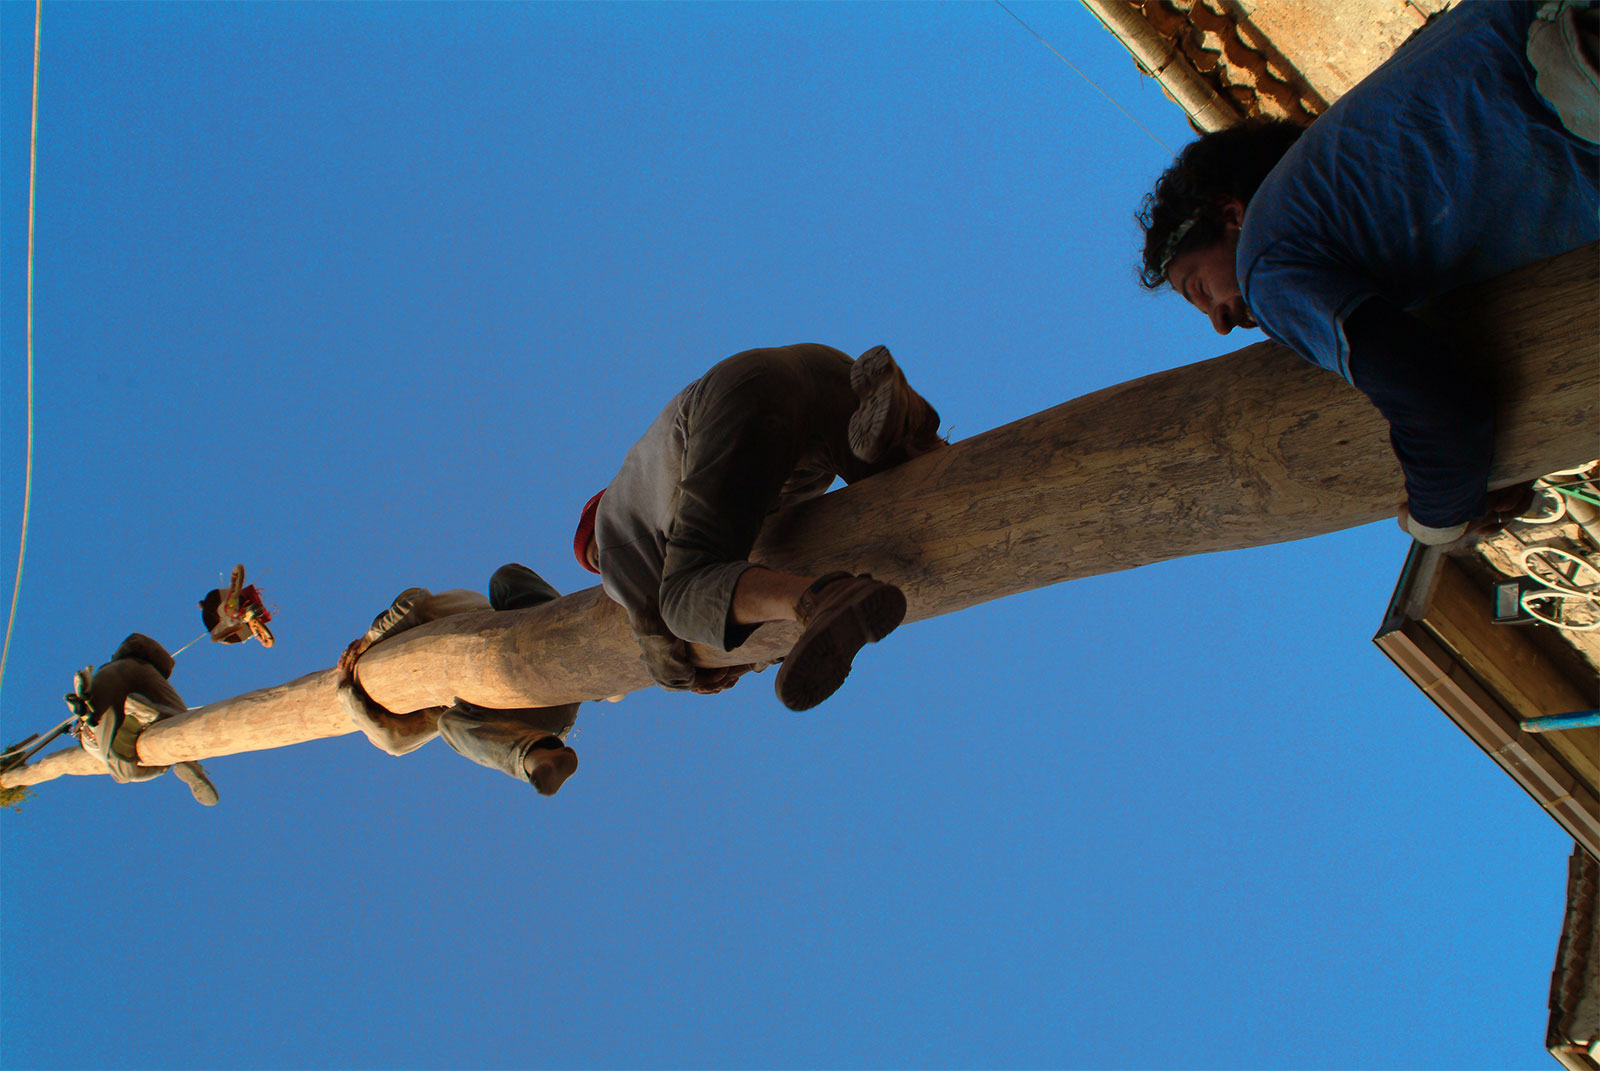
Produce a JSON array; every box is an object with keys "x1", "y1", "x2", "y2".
[{"x1": 525, "y1": 741, "x2": 579, "y2": 796}]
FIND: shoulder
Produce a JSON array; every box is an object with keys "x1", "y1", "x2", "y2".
[{"x1": 1237, "y1": 234, "x2": 1374, "y2": 380}]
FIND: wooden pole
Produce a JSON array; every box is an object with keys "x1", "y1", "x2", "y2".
[{"x1": 6, "y1": 245, "x2": 1596, "y2": 788}]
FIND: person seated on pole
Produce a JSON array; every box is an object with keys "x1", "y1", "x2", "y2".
[
  {"x1": 335, "y1": 563, "x2": 580, "y2": 796},
  {"x1": 70, "y1": 634, "x2": 219, "y2": 806},
  {"x1": 1134, "y1": 0, "x2": 1598, "y2": 545},
  {"x1": 574, "y1": 343, "x2": 945, "y2": 711}
]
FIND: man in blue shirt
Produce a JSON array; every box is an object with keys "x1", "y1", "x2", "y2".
[{"x1": 1137, "y1": 0, "x2": 1598, "y2": 544}]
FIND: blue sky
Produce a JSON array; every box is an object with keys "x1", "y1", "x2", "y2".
[{"x1": 0, "y1": 3, "x2": 1570, "y2": 1069}]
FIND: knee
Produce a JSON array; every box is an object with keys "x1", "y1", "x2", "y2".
[{"x1": 489, "y1": 564, "x2": 561, "y2": 611}]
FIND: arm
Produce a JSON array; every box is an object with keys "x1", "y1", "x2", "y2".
[
  {"x1": 337, "y1": 587, "x2": 492, "y2": 677},
  {"x1": 338, "y1": 588, "x2": 429, "y2": 675},
  {"x1": 628, "y1": 617, "x2": 753, "y2": 695},
  {"x1": 602, "y1": 539, "x2": 749, "y2": 694},
  {"x1": 336, "y1": 679, "x2": 442, "y2": 756},
  {"x1": 623, "y1": 605, "x2": 701, "y2": 692},
  {"x1": 1342, "y1": 297, "x2": 1495, "y2": 544}
]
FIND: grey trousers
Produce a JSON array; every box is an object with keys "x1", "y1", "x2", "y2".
[
  {"x1": 437, "y1": 564, "x2": 578, "y2": 782},
  {"x1": 658, "y1": 344, "x2": 884, "y2": 652},
  {"x1": 342, "y1": 564, "x2": 579, "y2": 785}
]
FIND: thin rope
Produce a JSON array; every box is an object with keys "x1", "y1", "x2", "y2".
[
  {"x1": 1, "y1": 0, "x2": 42, "y2": 701},
  {"x1": 169, "y1": 630, "x2": 213, "y2": 660},
  {"x1": 993, "y1": 0, "x2": 1172, "y2": 154}
]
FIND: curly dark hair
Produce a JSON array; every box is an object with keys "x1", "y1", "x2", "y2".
[{"x1": 1136, "y1": 120, "x2": 1305, "y2": 289}]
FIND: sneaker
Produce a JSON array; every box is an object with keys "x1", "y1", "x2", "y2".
[
  {"x1": 847, "y1": 345, "x2": 942, "y2": 464},
  {"x1": 774, "y1": 572, "x2": 907, "y2": 711},
  {"x1": 173, "y1": 761, "x2": 220, "y2": 806}
]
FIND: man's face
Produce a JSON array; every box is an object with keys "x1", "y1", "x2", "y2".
[
  {"x1": 1167, "y1": 231, "x2": 1255, "y2": 335},
  {"x1": 1166, "y1": 198, "x2": 1255, "y2": 336}
]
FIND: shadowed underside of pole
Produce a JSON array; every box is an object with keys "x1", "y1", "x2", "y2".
[{"x1": 6, "y1": 245, "x2": 1595, "y2": 787}]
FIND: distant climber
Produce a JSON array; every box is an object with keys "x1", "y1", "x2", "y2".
[
  {"x1": 1135, "y1": 0, "x2": 1597, "y2": 545},
  {"x1": 574, "y1": 343, "x2": 945, "y2": 711},
  {"x1": 69, "y1": 633, "x2": 219, "y2": 806},
  {"x1": 336, "y1": 564, "x2": 580, "y2": 796},
  {"x1": 199, "y1": 563, "x2": 274, "y2": 647}
]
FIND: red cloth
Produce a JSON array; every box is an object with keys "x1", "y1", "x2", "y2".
[{"x1": 573, "y1": 490, "x2": 604, "y2": 574}]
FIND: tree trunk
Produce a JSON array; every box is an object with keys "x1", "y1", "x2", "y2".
[{"x1": 6, "y1": 245, "x2": 1595, "y2": 788}]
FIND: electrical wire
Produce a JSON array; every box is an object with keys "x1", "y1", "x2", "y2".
[
  {"x1": 1, "y1": 0, "x2": 43, "y2": 703},
  {"x1": 168, "y1": 630, "x2": 213, "y2": 660},
  {"x1": 993, "y1": 0, "x2": 1173, "y2": 155}
]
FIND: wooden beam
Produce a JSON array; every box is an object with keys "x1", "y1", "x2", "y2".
[{"x1": 5, "y1": 244, "x2": 1596, "y2": 788}]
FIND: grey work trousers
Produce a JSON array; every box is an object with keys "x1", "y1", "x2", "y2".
[
  {"x1": 436, "y1": 698, "x2": 577, "y2": 783},
  {"x1": 658, "y1": 344, "x2": 885, "y2": 652},
  {"x1": 436, "y1": 565, "x2": 578, "y2": 782},
  {"x1": 99, "y1": 682, "x2": 182, "y2": 784}
]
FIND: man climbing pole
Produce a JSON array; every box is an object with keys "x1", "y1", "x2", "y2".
[
  {"x1": 70, "y1": 634, "x2": 219, "y2": 806},
  {"x1": 199, "y1": 563, "x2": 274, "y2": 647},
  {"x1": 1135, "y1": 0, "x2": 1599, "y2": 545},
  {"x1": 575, "y1": 343, "x2": 945, "y2": 711},
  {"x1": 336, "y1": 563, "x2": 580, "y2": 796}
]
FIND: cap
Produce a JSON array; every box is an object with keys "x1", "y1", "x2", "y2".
[{"x1": 574, "y1": 489, "x2": 605, "y2": 574}]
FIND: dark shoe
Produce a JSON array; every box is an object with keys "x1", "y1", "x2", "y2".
[
  {"x1": 774, "y1": 572, "x2": 907, "y2": 711},
  {"x1": 847, "y1": 345, "x2": 942, "y2": 464},
  {"x1": 524, "y1": 736, "x2": 579, "y2": 796},
  {"x1": 173, "y1": 761, "x2": 220, "y2": 806}
]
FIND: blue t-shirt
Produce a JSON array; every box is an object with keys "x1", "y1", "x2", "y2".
[{"x1": 1236, "y1": 0, "x2": 1599, "y2": 382}]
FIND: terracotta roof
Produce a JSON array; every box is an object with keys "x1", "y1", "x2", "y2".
[
  {"x1": 1135, "y1": 0, "x2": 1325, "y2": 124},
  {"x1": 1107, "y1": 0, "x2": 1461, "y2": 128}
]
